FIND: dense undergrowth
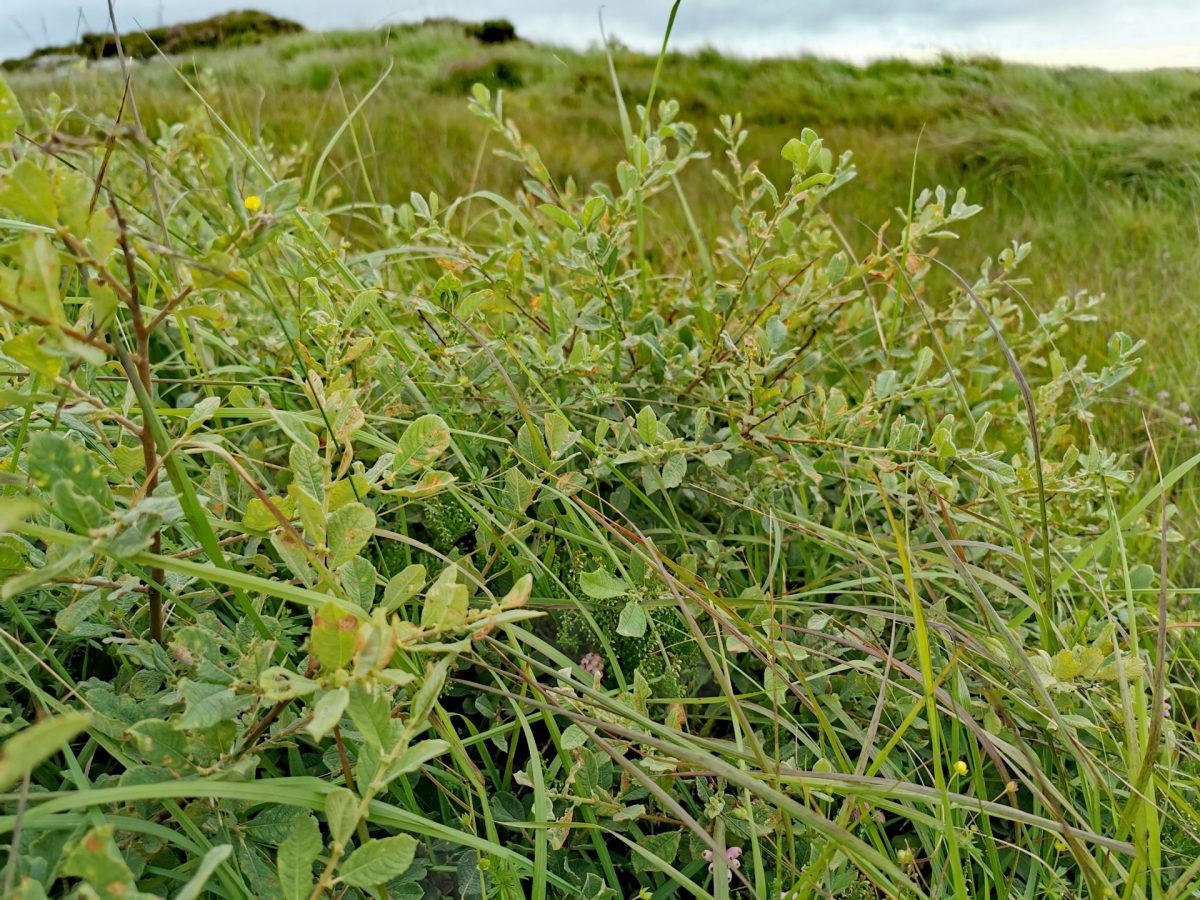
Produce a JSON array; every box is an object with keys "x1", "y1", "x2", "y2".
[
  {"x1": 10, "y1": 18, "x2": 1199, "y2": 577},
  {"x1": 0, "y1": 27, "x2": 1198, "y2": 900}
]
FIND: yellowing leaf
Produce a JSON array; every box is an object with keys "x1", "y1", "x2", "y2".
[
  {"x1": 391, "y1": 469, "x2": 457, "y2": 498},
  {"x1": 1051, "y1": 649, "x2": 1082, "y2": 682},
  {"x1": 328, "y1": 475, "x2": 369, "y2": 511},
  {"x1": 500, "y1": 573, "x2": 533, "y2": 609},
  {"x1": 0, "y1": 158, "x2": 57, "y2": 228},
  {"x1": 242, "y1": 495, "x2": 294, "y2": 531},
  {"x1": 62, "y1": 825, "x2": 136, "y2": 899},
  {"x1": 326, "y1": 502, "x2": 375, "y2": 568},
  {"x1": 2, "y1": 330, "x2": 60, "y2": 378},
  {"x1": 393, "y1": 414, "x2": 451, "y2": 476},
  {"x1": 111, "y1": 444, "x2": 145, "y2": 479}
]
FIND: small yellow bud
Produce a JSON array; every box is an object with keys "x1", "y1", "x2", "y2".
[
  {"x1": 953, "y1": 759, "x2": 968, "y2": 777},
  {"x1": 243, "y1": 194, "x2": 263, "y2": 213},
  {"x1": 1054, "y1": 840, "x2": 1068, "y2": 853}
]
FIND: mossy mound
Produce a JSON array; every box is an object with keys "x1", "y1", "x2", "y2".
[{"x1": 3, "y1": 10, "x2": 304, "y2": 70}]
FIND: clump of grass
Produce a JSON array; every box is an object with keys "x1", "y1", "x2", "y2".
[
  {"x1": 435, "y1": 56, "x2": 525, "y2": 94},
  {"x1": 0, "y1": 23, "x2": 1197, "y2": 900}
]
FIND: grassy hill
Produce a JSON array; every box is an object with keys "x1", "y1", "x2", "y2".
[
  {"x1": 9, "y1": 17, "x2": 1200, "y2": 536},
  {"x1": 5, "y1": 16, "x2": 1200, "y2": 898},
  {"x1": 10, "y1": 22, "x2": 1198, "y2": 431}
]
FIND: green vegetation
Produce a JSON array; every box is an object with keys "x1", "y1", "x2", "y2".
[
  {"x1": 1, "y1": 11, "x2": 305, "y2": 71},
  {"x1": 0, "y1": 15, "x2": 1197, "y2": 899}
]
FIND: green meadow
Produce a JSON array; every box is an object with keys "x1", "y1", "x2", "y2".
[{"x1": 1, "y1": 15, "x2": 1198, "y2": 899}]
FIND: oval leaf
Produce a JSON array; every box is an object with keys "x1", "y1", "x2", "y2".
[
  {"x1": 327, "y1": 502, "x2": 375, "y2": 568},
  {"x1": 393, "y1": 414, "x2": 451, "y2": 476},
  {"x1": 338, "y1": 834, "x2": 418, "y2": 887}
]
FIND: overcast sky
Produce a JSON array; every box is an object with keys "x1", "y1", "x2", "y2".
[{"x1": 4, "y1": 1, "x2": 1199, "y2": 68}]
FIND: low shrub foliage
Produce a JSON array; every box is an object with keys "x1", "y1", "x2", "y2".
[{"x1": 0, "y1": 50, "x2": 1192, "y2": 900}]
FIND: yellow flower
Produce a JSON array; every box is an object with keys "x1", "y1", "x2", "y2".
[
  {"x1": 243, "y1": 194, "x2": 263, "y2": 213},
  {"x1": 953, "y1": 759, "x2": 968, "y2": 777},
  {"x1": 1054, "y1": 840, "x2": 1068, "y2": 853}
]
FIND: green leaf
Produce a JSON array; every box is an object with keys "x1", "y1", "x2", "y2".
[
  {"x1": 491, "y1": 790, "x2": 526, "y2": 823},
  {"x1": 544, "y1": 410, "x2": 581, "y2": 457},
  {"x1": 406, "y1": 657, "x2": 452, "y2": 738},
  {"x1": 127, "y1": 718, "x2": 191, "y2": 770},
  {"x1": 964, "y1": 454, "x2": 1016, "y2": 484},
  {"x1": 328, "y1": 475, "x2": 369, "y2": 511},
  {"x1": 28, "y1": 432, "x2": 113, "y2": 532},
  {"x1": 632, "y1": 830, "x2": 681, "y2": 872},
  {"x1": 259, "y1": 666, "x2": 321, "y2": 701},
  {"x1": 3, "y1": 330, "x2": 60, "y2": 378},
  {"x1": 325, "y1": 786, "x2": 360, "y2": 847},
  {"x1": 560, "y1": 724, "x2": 587, "y2": 751},
  {"x1": 781, "y1": 137, "x2": 810, "y2": 171},
  {"x1": 277, "y1": 814, "x2": 322, "y2": 900},
  {"x1": 616, "y1": 600, "x2": 648, "y2": 638},
  {"x1": 1052, "y1": 650, "x2": 1082, "y2": 682},
  {"x1": 383, "y1": 563, "x2": 426, "y2": 613},
  {"x1": 1129, "y1": 563, "x2": 1155, "y2": 591},
  {"x1": 177, "y1": 679, "x2": 249, "y2": 731},
  {"x1": 10, "y1": 879, "x2": 49, "y2": 900},
  {"x1": 185, "y1": 395, "x2": 221, "y2": 431},
  {"x1": 612, "y1": 804, "x2": 645, "y2": 823},
  {"x1": 504, "y1": 466, "x2": 533, "y2": 513},
  {"x1": 305, "y1": 687, "x2": 350, "y2": 741},
  {"x1": 290, "y1": 442, "x2": 326, "y2": 504},
  {"x1": 661, "y1": 453, "x2": 686, "y2": 488},
  {"x1": 537, "y1": 203, "x2": 579, "y2": 232},
  {"x1": 0, "y1": 159, "x2": 57, "y2": 227},
  {"x1": 339, "y1": 556, "x2": 378, "y2": 608},
  {"x1": 311, "y1": 601, "x2": 361, "y2": 671},
  {"x1": 112, "y1": 443, "x2": 145, "y2": 478},
  {"x1": 0, "y1": 711, "x2": 89, "y2": 792},
  {"x1": 175, "y1": 844, "x2": 233, "y2": 900},
  {"x1": 18, "y1": 232, "x2": 63, "y2": 321},
  {"x1": 0, "y1": 75, "x2": 23, "y2": 147},
  {"x1": 391, "y1": 738, "x2": 450, "y2": 776},
  {"x1": 421, "y1": 565, "x2": 469, "y2": 629},
  {"x1": 346, "y1": 683, "x2": 395, "y2": 752},
  {"x1": 0, "y1": 497, "x2": 38, "y2": 535},
  {"x1": 636, "y1": 405, "x2": 659, "y2": 443},
  {"x1": 579, "y1": 568, "x2": 628, "y2": 599},
  {"x1": 326, "y1": 502, "x2": 375, "y2": 567},
  {"x1": 393, "y1": 414, "x2": 451, "y2": 476},
  {"x1": 338, "y1": 834, "x2": 418, "y2": 887}
]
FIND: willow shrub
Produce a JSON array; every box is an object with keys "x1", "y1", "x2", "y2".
[{"x1": 0, "y1": 70, "x2": 1189, "y2": 900}]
